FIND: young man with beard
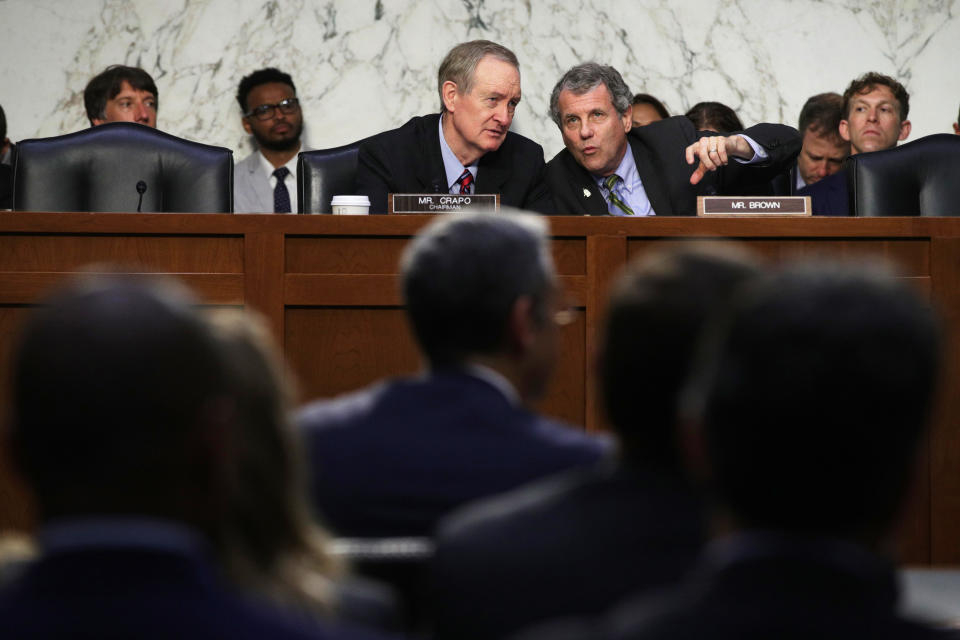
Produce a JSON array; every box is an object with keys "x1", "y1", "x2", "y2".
[{"x1": 234, "y1": 68, "x2": 309, "y2": 213}]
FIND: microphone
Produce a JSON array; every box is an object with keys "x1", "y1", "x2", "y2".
[
  {"x1": 136, "y1": 181, "x2": 147, "y2": 212},
  {"x1": 431, "y1": 178, "x2": 445, "y2": 193}
]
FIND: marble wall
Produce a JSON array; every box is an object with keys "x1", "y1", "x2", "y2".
[{"x1": 1, "y1": 0, "x2": 958, "y2": 161}]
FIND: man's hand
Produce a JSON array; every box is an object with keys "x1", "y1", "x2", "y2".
[{"x1": 685, "y1": 135, "x2": 752, "y2": 185}]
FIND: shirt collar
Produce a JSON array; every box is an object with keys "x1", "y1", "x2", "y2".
[
  {"x1": 594, "y1": 141, "x2": 639, "y2": 193},
  {"x1": 438, "y1": 114, "x2": 478, "y2": 191},
  {"x1": 256, "y1": 145, "x2": 301, "y2": 182},
  {"x1": 461, "y1": 363, "x2": 521, "y2": 406}
]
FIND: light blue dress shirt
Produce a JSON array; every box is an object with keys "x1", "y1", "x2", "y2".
[
  {"x1": 595, "y1": 136, "x2": 770, "y2": 216},
  {"x1": 438, "y1": 115, "x2": 478, "y2": 194}
]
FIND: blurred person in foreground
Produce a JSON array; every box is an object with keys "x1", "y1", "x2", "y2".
[
  {"x1": 297, "y1": 211, "x2": 611, "y2": 538},
  {"x1": 431, "y1": 243, "x2": 760, "y2": 640},
  {"x1": 520, "y1": 260, "x2": 951, "y2": 640},
  {"x1": 0, "y1": 273, "x2": 388, "y2": 639},
  {"x1": 207, "y1": 309, "x2": 397, "y2": 631}
]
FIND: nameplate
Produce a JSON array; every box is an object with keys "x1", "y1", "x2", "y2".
[
  {"x1": 389, "y1": 193, "x2": 500, "y2": 214},
  {"x1": 697, "y1": 196, "x2": 811, "y2": 217}
]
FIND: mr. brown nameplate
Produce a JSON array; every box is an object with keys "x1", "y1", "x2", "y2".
[
  {"x1": 389, "y1": 193, "x2": 500, "y2": 214},
  {"x1": 697, "y1": 196, "x2": 811, "y2": 217}
]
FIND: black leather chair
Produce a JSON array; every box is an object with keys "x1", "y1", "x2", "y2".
[
  {"x1": 14, "y1": 122, "x2": 233, "y2": 213},
  {"x1": 849, "y1": 133, "x2": 960, "y2": 216},
  {"x1": 298, "y1": 137, "x2": 371, "y2": 213}
]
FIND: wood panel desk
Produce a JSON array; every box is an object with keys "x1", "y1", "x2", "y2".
[{"x1": 0, "y1": 212, "x2": 958, "y2": 565}]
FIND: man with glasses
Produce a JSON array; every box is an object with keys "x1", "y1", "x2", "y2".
[
  {"x1": 297, "y1": 211, "x2": 611, "y2": 538},
  {"x1": 234, "y1": 68, "x2": 309, "y2": 213}
]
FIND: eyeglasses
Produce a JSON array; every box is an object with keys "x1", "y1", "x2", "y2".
[{"x1": 244, "y1": 98, "x2": 300, "y2": 121}]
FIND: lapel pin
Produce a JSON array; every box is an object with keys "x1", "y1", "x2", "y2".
[{"x1": 583, "y1": 188, "x2": 591, "y2": 198}]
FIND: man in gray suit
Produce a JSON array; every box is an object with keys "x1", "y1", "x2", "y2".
[{"x1": 234, "y1": 68, "x2": 310, "y2": 213}]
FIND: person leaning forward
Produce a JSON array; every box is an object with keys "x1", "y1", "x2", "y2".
[
  {"x1": 545, "y1": 63, "x2": 800, "y2": 216},
  {"x1": 356, "y1": 40, "x2": 553, "y2": 214}
]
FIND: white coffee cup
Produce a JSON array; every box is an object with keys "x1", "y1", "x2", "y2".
[{"x1": 331, "y1": 195, "x2": 371, "y2": 215}]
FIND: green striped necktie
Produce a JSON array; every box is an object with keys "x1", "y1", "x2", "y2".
[{"x1": 603, "y1": 174, "x2": 635, "y2": 216}]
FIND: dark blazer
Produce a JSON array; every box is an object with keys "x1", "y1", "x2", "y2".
[
  {"x1": 769, "y1": 163, "x2": 800, "y2": 196},
  {"x1": 296, "y1": 371, "x2": 611, "y2": 538},
  {"x1": 356, "y1": 114, "x2": 553, "y2": 214},
  {"x1": 797, "y1": 166, "x2": 852, "y2": 216},
  {"x1": 431, "y1": 461, "x2": 705, "y2": 640},
  {"x1": 0, "y1": 546, "x2": 389, "y2": 639},
  {"x1": 546, "y1": 117, "x2": 800, "y2": 216},
  {"x1": 0, "y1": 163, "x2": 12, "y2": 209},
  {"x1": 518, "y1": 537, "x2": 959, "y2": 640}
]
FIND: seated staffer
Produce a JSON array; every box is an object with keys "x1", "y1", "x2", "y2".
[
  {"x1": 431, "y1": 244, "x2": 760, "y2": 640},
  {"x1": 522, "y1": 261, "x2": 947, "y2": 640},
  {"x1": 799, "y1": 72, "x2": 911, "y2": 216},
  {"x1": 83, "y1": 65, "x2": 158, "y2": 128},
  {"x1": 356, "y1": 40, "x2": 553, "y2": 214},
  {"x1": 631, "y1": 93, "x2": 669, "y2": 128},
  {"x1": 297, "y1": 211, "x2": 611, "y2": 537},
  {"x1": 773, "y1": 92, "x2": 849, "y2": 195},
  {"x1": 234, "y1": 68, "x2": 310, "y2": 213},
  {"x1": 545, "y1": 63, "x2": 800, "y2": 216},
  {"x1": 684, "y1": 101, "x2": 743, "y2": 134},
  {"x1": 0, "y1": 274, "x2": 383, "y2": 639}
]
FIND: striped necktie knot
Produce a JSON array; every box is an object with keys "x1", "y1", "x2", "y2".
[
  {"x1": 457, "y1": 169, "x2": 474, "y2": 194},
  {"x1": 603, "y1": 174, "x2": 635, "y2": 216}
]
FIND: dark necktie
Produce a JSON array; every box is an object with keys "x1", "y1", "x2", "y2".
[
  {"x1": 456, "y1": 169, "x2": 474, "y2": 195},
  {"x1": 603, "y1": 174, "x2": 635, "y2": 216},
  {"x1": 273, "y1": 167, "x2": 291, "y2": 213}
]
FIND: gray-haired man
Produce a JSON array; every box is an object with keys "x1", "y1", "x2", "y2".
[
  {"x1": 545, "y1": 63, "x2": 800, "y2": 216},
  {"x1": 356, "y1": 40, "x2": 553, "y2": 214}
]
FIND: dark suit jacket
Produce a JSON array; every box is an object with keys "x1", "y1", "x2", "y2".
[
  {"x1": 518, "y1": 536, "x2": 958, "y2": 640},
  {"x1": 296, "y1": 371, "x2": 611, "y2": 538},
  {"x1": 546, "y1": 117, "x2": 800, "y2": 216},
  {"x1": 356, "y1": 114, "x2": 553, "y2": 214},
  {"x1": 0, "y1": 546, "x2": 389, "y2": 639},
  {"x1": 431, "y1": 460, "x2": 705, "y2": 640},
  {"x1": 769, "y1": 163, "x2": 800, "y2": 196},
  {"x1": 797, "y1": 166, "x2": 852, "y2": 216},
  {"x1": 0, "y1": 163, "x2": 12, "y2": 209}
]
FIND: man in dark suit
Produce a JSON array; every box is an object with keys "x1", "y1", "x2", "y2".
[
  {"x1": 799, "y1": 72, "x2": 912, "y2": 215},
  {"x1": 0, "y1": 274, "x2": 382, "y2": 640},
  {"x1": 545, "y1": 63, "x2": 799, "y2": 216},
  {"x1": 430, "y1": 244, "x2": 760, "y2": 640},
  {"x1": 521, "y1": 260, "x2": 949, "y2": 640},
  {"x1": 771, "y1": 92, "x2": 849, "y2": 195},
  {"x1": 356, "y1": 40, "x2": 552, "y2": 214},
  {"x1": 297, "y1": 212, "x2": 611, "y2": 538}
]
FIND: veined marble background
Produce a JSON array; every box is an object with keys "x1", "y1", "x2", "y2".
[{"x1": 1, "y1": 0, "x2": 957, "y2": 161}]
